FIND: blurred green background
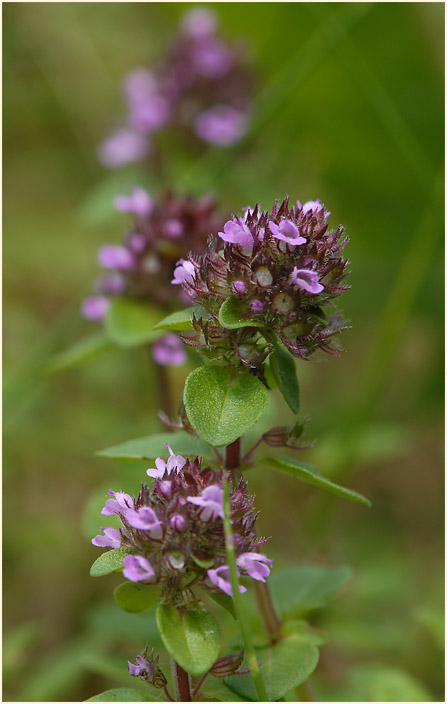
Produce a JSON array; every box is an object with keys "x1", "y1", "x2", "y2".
[{"x1": 3, "y1": 2, "x2": 444, "y2": 702}]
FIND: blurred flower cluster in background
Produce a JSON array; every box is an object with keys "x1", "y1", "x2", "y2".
[{"x1": 3, "y1": 2, "x2": 444, "y2": 702}]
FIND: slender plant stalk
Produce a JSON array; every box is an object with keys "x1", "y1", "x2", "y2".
[
  {"x1": 170, "y1": 657, "x2": 192, "y2": 702},
  {"x1": 223, "y1": 479, "x2": 268, "y2": 702}
]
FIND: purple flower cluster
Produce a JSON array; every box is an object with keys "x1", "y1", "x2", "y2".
[
  {"x1": 98, "y1": 7, "x2": 252, "y2": 168},
  {"x1": 92, "y1": 446, "x2": 271, "y2": 605},
  {"x1": 174, "y1": 197, "x2": 350, "y2": 364}
]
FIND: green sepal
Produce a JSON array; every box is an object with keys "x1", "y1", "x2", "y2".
[
  {"x1": 260, "y1": 455, "x2": 371, "y2": 507},
  {"x1": 156, "y1": 604, "x2": 221, "y2": 677},
  {"x1": 113, "y1": 582, "x2": 159, "y2": 613},
  {"x1": 90, "y1": 548, "x2": 130, "y2": 577}
]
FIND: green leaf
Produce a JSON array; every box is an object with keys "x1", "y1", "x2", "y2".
[
  {"x1": 202, "y1": 679, "x2": 250, "y2": 702},
  {"x1": 269, "y1": 342, "x2": 300, "y2": 413},
  {"x1": 87, "y1": 688, "x2": 160, "y2": 702},
  {"x1": 156, "y1": 604, "x2": 221, "y2": 677},
  {"x1": 331, "y1": 664, "x2": 433, "y2": 702},
  {"x1": 46, "y1": 334, "x2": 115, "y2": 373},
  {"x1": 105, "y1": 298, "x2": 162, "y2": 347},
  {"x1": 90, "y1": 548, "x2": 130, "y2": 577},
  {"x1": 113, "y1": 582, "x2": 159, "y2": 613},
  {"x1": 184, "y1": 365, "x2": 269, "y2": 446},
  {"x1": 204, "y1": 588, "x2": 236, "y2": 619},
  {"x1": 260, "y1": 456, "x2": 371, "y2": 507},
  {"x1": 225, "y1": 633, "x2": 319, "y2": 701},
  {"x1": 218, "y1": 297, "x2": 264, "y2": 330},
  {"x1": 153, "y1": 306, "x2": 209, "y2": 331},
  {"x1": 96, "y1": 431, "x2": 212, "y2": 461},
  {"x1": 269, "y1": 565, "x2": 353, "y2": 617}
]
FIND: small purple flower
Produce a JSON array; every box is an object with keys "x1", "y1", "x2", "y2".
[
  {"x1": 195, "y1": 105, "x2": 247, "y2": 147},
  {"x1": 98, "y1": 129, "x2": 149, "y2": 168},
  {"x1": 147, "y1": 445, "x2": 187, "y2": 479},
  {"x1": 171, "y1": 259, "x2": 196, "y2": 286},
  {"x1": 290, "y1": 267, "x2": 324, "y2": 294},
  {"x1": 152, "y1": 334, "x2": 187, "y2": 367},
  {"x1": 187, "y1": 484, "x2": 224, "y2": 521},
  {"x1": 231, "y1": 280, "x2": 248, "y2": 296},
  {"x1": 123, "y1": 554, "x2": 155, "y2": 582},
  {"x1": 81, "y1": 296, "x2": 110, "y2": 322},
  {"x1": 91, "y1": 527, "x2": 121, "y2": 549},
  {"x1": 298, "y1": 198, "x2": 330, "y2": 219},
  {"x1": 207, "y1": 565, "x2": 247, "y2": 597},
  {"x1": 101, "y1": 490, "x2": 133, "y2": 516},
  {"x1": 128, "y1": 655, "x2": 153, "y2": 679},
  {"x1": 269, "y1": 219, "x2": 306, "y2": 246},
  {"x1": 125, "y1": 506, "x2": 163, "y2": 539},
  {"x1": 250, "y1": 298, "x2": 264, "y2": 314},
  {"x1": 218, "y1": 218, "x2": 253, "y2": 251},
  {"x1": 114, "y1": 187, "x2": 153, "y2": 217},
  {"x1": 163, "y1": 219, "x2": 184, "y2": 239},
  {"x1": 170, "y1": 513, "x2": 187, "y2": 532},
  {"x1": 181, "y1": 7, "x2": 218, "y2": 39},
  {"x1": 236, "y1": 552, "x2": 273, "y2": 582},
  {"x1": 191, "y1": 41, "x2": 233, "y2": 79},
  {"x1": 129, "y1": 96, "x2": 171, "y2": 134},
  {"x1": 159, "y1": 480, "x2": 172, "y2": 497},
  {"x1": 98, "y1": 244, "x2": 134, "y2": 271},
  {"x1": 96, "y1": 273, "x2": 127, "y2": 295}
]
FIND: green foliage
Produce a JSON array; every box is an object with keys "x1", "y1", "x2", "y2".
[
  {"x1": 156, "y1": 604, "x2": 221, "y2": 677},
  {"x1": 268, "y1": 341, "x2": 300, "y2": 413},
  {"x1": 104, "y1": 298, "x2": 162, "y2": 348},
  {"x1": 113, "y1": 582, "x2": 159, "y2": 613},
  {"x1": 184, "y1": 365, "x2": 269, "y2": 446},
  {"x1": 153, "y1": 306, "x2": 209, "y2": 331},
  {"x1": 260, "y1": 455, "x2": 371, "y2": 507},
  {"x1": 204, "y1": 588, "x2": 236, "y2": 619},
  {"x1": 96, "y1": 431, "x2": 212, "y2": 461},
  {"x1": 269, "y1": 565, "x2": 352, "y2": 617},
  {"x1": 327, "y1": 663, "x2": 433, "y2": 702},
  {"x1": 225, "y1": 631, "x2": 319, "y2": 701},
  {"x1": 90, "y1": 548, "x2": 129, "y2": 577},
  {"x1": 47, "y1": 334, "x2": 115, "y2": 373},
  {"x1": 87, "y1": 688, "x2": 160, "y2": 702},
  {"x1": 218, "y1": 297, "x2": 264, "y2": 330}
]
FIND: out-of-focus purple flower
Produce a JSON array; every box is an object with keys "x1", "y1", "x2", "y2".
[
  {"x1": 98, "y1": 244, "x2": 134, "y2": 271},
  {"x1": 195, "y1": 105, "x2": 247, "y2": 146},
  {"x1": 130, "y1": 96, "x2": 172, "y2": 134},
  {"x1": 125, "y1": 506, "x2": 163, "y2": 539},
  {"x1": 123, "y1": 554, "x2": 155, "y2": 582},
  {"x1": 236, "y1": 552, "x2": 273, "y2": 582},
  {"x1": 91, "y1": 527, "x2": 121, "y2": 549},
  {"x1": 187, "y1": 484, "x2": 224, "y2": 521},
  {"x1": 298, "y1": 198, "x2": 330, "y2": 219},
  {"x1": 101, "y1": 490, "x2": 133, "y2": 516},
  {"x1": 152, "y1": 333, "x2": 187, "y2": 367},
  {"x1": 290, "y1": 267, "x2": 324, "y2": 294},
  {"x1": 81, "y1": 296, "x2": 110, "y2": 322},
  {"x1": 98, "y1": 129, "x2": 149, "y2": 168},
  {"x1": 114, "y1": 187, "x2": 153, "y2": 217},
  {"x1": 163, "y1": 219, "x2": 184, "y2": 239},
  {"x1": 218, "y1": 218, "x2": 253, "y2": 250},
  {"x1": 147, "y1": 444, "x2": 187, "y2": 479},
  {"x1": 207, "y1": 565, "x2": 247, "y2": 597},
  {"x1": 191, "y1": 40, "x2": 233, "y2": 79},
  {"x1": 181, "y1": 7, "x2": 218, "y2": 39},
  {"x1": 269, "y1": 219, "x2": 306, "y2": 246},
  {"x1": 171, "y1": 259, "x2": 196, "y2": 286},
  {"x1": 96, "y1": 273, "x2": 127, "y2": 295}
]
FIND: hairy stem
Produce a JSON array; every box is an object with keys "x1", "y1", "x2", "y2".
[{"x1": 170, "y1": 657, "x2": 192, "y2": 702}]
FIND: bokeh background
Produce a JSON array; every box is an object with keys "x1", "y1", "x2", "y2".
[{"x1": 3, "y1": 2, "x2": 444, "y2": 702}]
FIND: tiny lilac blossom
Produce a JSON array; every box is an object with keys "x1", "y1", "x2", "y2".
[
  {"x1": 91, "y1": 527, "x2": 121, "y2": 549},
  {"x1": 98, "y1": 129, "x2": 149, "y2": 168},
  {"x1": 128, "y1": 655, "x2": 153, "y2": 679},
  {"x1": 290, "y1": 267, "x2": 324, "y2": 294},
  {"x1": 208, "y1": 565, "x2": 247, "y2": 597},
  {"x1": 125, "y1": 506, "x2": 163, "y2": 539},
  {"x1": 98, "y1": 244, "x2": 134, "y2": 271},
  {"x1": 236, "y1": 552, "x2": 273, "y2": 582},
  {"x1": 171, "y1": 259, "x2": 196, "y2": 286},
  {"x1": 163, "y1": 219, "x2": 184, "y2": 239},
  {"x1": 152, "y1": 333, "x2": 187, "y2": 367},
  {"x1": 114, "y1": 187, "x2": 153, "y2": 217},
  {"x1": 81, "y1": 296, "x2": 110, "y2": 322},
  {"x1": 298, "y1": 198, "x2": 331, "y2": 219},
  {"x1": 195, "y1": 105, "x2": 247, "y2": 146},
  {"x1": 218, "y1": 218, "x2": 253, "y2": 251},
  {"x1": 187, "y1": 484, "x2": 224, "y2": 521},
  {"x1": 147, "y1": 445, "x2": 187, "y2": 479},
  {"x1": 191, "y1": 41, "x2": 233, "y2": 79},
  {"x1": 101, "y1": 490, "x2": 133, "y2": 516},
  {"x1": 269, "y1": 219, "x2": 306, "y2": 245},
  {"x1": 96, "y1": 273, "x2": 127, "y2": 295},
  {"x1": 123, "y1": 554, "x2": 155, "y2": 582},
  {"x1": 181, "y1": 7, "x2": 218, "y2": 39}
]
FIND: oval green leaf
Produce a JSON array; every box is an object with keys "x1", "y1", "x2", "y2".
[
  {"x1": 113, "y1": 582, "x2": 159, "y2": 613},
  {"x1": 87, "y1": 688, "x2": 160, "y2": 702},
  {"x1": 260, "y1": 455, "x2": 371, "y2": 507},
  {"x1": 225, "y1": 633, "x2": 319, "y2": 701},
  {"x1": 218, "y1": 296, "x2": 264, "y2": 330},
  {"x1": 105, "y1": 298, "x2": 162, "y2": 347},
  {"x1": 269, "y1": 565, "x2": 352, "y2": 616},
  {"x1": 47, "y1": 334, "x2": 115, "y2": 374},
  {"x1": 156, "y1": 604, "x2": 221, "y2": 677},
  {"x1": 90, "y1": 548, "x2": 130, "y2": 577},
  {"x1": 153, "y1": 306, "x2": 209, "y2": 331},
  {"x1": 96, "y1": 431, "x2": 212, "y2": 461},
  {"x1": 184, "y1": 365, "x2": 269, "y2": 447},
  {"x1": 269, "y1": 342, "x2": 300, "y2": 413}
]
